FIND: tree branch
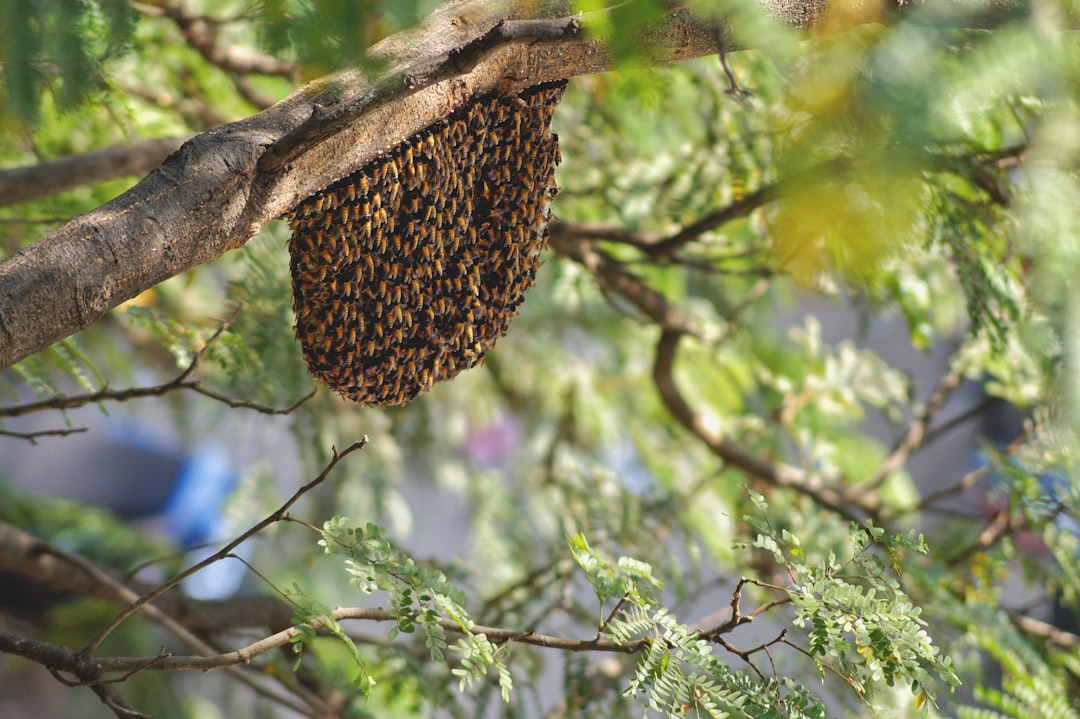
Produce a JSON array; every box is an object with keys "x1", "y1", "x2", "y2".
[
  {"x1": 653, "y1": 329, "x2": 869, "y2": 520},
  {"x1": 0, "y1": 310, "x2": 316, "y2": 418},
  {"x1": 0, "y1": 137, "x2": 187, "y2": 208},
  {"x1": 842, "y1": 367, "x2": 964, "y2": 505},
  {"x1": 149, "y1": 0, "x2": 297, "y2": 78},
  {"x1": 0, "y1": 426, "x2": 88, "y2": 444}
]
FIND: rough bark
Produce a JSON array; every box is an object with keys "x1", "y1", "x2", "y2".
[{"x1": 0, "y1": 0, "x2": 1029, "y2": 368}]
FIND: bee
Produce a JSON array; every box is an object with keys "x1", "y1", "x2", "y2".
[{"x1": 287, "y1": 80, "x2": 568, "y2": 406}]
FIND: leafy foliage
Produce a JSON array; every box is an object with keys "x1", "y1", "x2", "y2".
[
  {"x1": 5, "y1": 2, "x2": 1080, "y2": 719},
  {"x1": 0, "y1": 0, "x2": 135, "y2": 122}
]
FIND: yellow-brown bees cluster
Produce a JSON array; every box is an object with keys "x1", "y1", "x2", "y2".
[{"x1": 287, "y1": 81, "x2": 566, "y2": 405}]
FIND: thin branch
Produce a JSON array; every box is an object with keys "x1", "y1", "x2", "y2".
[
  {"x1": 1009, "y1": 611, "x2": 1080, "y2": 649},
  {"x1": 695, "y1": 577, "x2": 791, "y2": 639},
  {"x1": 150, "y1": 0, "x2": 296, "y2": 78},
  {"x1": 652, "y1": 329, "x2": 870, "y2": 521},
  {"x1": 0, "y1": 519, "x2": 297, "y2": 633},
  {"x1": 715, "y1": 629, "x2": 788, "y2": 681},
  {"x1": 843, "y1": 368, "x2": 964, "y2": 505},
  {"x1": 81, "y1": 437, "x2": 369, "y2": 654},
  {"x1": 0, "y1": 425, "x2": 88, "y2": 443},
  {"x1": 920, "y1": 396, "x2": 998, "y2": 447},
  {"x1": 550, "y1": 226, "x2": 871, "y2": 517},
  {"x1": 903, "y1": 427, "x2": 1031, "y2": 516},
  {"x1": 11, "y1": 605, "x2": 646, "y2": 679},
  {"x1": 548, "y1": 182, "x2": 777, "y2": 255},
  {"x1": 0, "y1": 311, "x2": 317, "y2": 418},
  {"x1": 646, "y1": 184, "x2": 774, "y2": 257},
  {"x1": 547, "y1": 233, "x2": 704, "y2": 337}
]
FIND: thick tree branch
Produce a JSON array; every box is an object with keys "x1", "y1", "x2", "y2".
[{"x1": 0, "y1": 137, "x2": 187, "y2": 208}]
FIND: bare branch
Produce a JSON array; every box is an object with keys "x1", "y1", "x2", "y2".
[
  {"x1": 0, "y1": 311, "x2": 316, "y2": 418},
  {"x1": 547, "y1": 232, "x2": 704, "y2": 336},
  {"x1": 0, "y1": 426, "x2": 88, "y2": 443},
  {"x1": 0, "y1": 519, "x2": 305, "y2": 635},
  {"x1": 695, "y1": 577, "x2": 791, "y2": 639},
  {"x1": 843, "y1": 368, "x2": 964, "y2": 505},
  {"x1": 1009, "y1": 611, "x2": 1080, "y2": 649}
]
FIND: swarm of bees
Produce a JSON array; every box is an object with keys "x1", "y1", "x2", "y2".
[{"x1": 287, "y1": 81, "x2": 567, "y2": 405}]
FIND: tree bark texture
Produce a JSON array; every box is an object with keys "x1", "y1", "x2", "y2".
[{"x1": 0, "y1": 0, "x2": 1027, "y2": 369}]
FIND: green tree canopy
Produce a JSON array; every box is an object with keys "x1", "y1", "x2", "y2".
[{"x1": 1, "y1": 1, "x2": 1078, "y2": 718}]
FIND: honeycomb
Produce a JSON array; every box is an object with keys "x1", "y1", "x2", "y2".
[{"x1": 287, "y1": 81, "x2": 566, "y2": 405}]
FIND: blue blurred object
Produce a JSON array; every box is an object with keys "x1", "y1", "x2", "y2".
[{"x1": 1, "y1": 418, "x2": 247, "y2": 600}]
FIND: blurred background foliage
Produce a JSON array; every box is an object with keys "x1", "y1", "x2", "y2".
[{"x1": 3, "y1": 0, "x2": 1080, "y2": 718}]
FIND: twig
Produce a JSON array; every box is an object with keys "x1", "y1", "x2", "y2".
[
  {"x1": 920, "y1": 396, "x2": 998, "y2": 447},
  {"x1": 713, "y1": 25, "x2": 753, "y2": 107},
  {"x1": 0, "y1": 426, "x2": 88, "y2": 444},
  {"x1": 844, "y1": 368, "x2": 963, "y2": 505},
  {"x1": 0, "y1": 310, "x2": 317, "y2": 418},
  {"x1": 151, "y1": 0, "x2": 296, "y2": 77},
  {"x1": 547, "y1": 233, "x2": 704, "y2": 337},
  {"x1": 548, "y1": 182, "x2": 776, "y2": 258},
  {"x1": 905, "y1": 427, "x2": 1031, "y2": 516},
  {"x1": 716, "y1": 629, "x2": 787, "y2": 680},
  {"x1": 779, "y1": 635, "x2": 866, "y2": 698},
  {"x1": 1009, "y1": 611, "x2": 1080, "y2": 649}
]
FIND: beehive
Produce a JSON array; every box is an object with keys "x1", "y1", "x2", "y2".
[{"x1": 287, "y1": 81, "x2": 566, "y2": 405}]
